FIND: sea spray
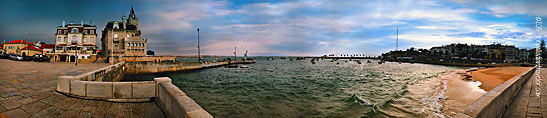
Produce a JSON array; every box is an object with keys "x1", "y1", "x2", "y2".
[{"x1": 418, "y1": 78, "x2": 448, "y2": 118}]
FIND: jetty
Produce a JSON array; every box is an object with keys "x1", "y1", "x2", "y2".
[{"x1": 124, "y1": 60, "x2": 256, "y2": 74}]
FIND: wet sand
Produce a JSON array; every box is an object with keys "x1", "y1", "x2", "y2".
[{"x1": 440, "y1": 69, "x2": 486, "y2": 117}]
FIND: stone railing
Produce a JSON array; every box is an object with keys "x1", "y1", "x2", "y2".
[
  {"x1": 154, "y1": 77, "x2": 213, "y2": 118},
  {"x1": 55, "y1": 62, "x2": 213, "y2": 117},
  {"x1": 458, "y1": 67, "x2": 535, "y2": 118},
  {"x1": 77, "y1": 62, "x2": 125, "y2": 82}
]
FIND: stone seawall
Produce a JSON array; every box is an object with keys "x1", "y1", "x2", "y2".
[
  {"x1": 457, "y1": 67, "x2": 535, "y2": 118},
  {"x1": 124, "y1": 60, "x2": 256, "y2": 74},
  {"x1": 124, "y1": 62, "x2": 202, "y2": 74}
]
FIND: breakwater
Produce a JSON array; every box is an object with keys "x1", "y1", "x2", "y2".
[{"x1": 124, "y1": 60, "x2": 256, "y2": 74}]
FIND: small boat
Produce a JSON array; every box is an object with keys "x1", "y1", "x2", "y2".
[
  {"x1": 356, "y1": 60, "x2": 362, "y2": 64},
  {"x1": 240, "y1": 65, "x2": 248, "y2": 68},
  {"x1": 290, "y1": 57, "x2": 294, "y2": 62},
  {"x1": 367, "y1": 60, "x2": 372, "y2": 63},
  {"x1": 225, "y1": 65, "x2": 238, "y2": 68},
  {"x1": 280, "y1": 57, "x2": 286, "y2": 59}
]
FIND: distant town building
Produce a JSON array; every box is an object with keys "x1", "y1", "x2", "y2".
[
  {"x1": 40, "y1": 43, "x2": 55, "y2": 58},
  {"x1": 50, "y1": 21, "x2": 98, "y2": 62},
  {"x1": 3, "y1": 39, "x2": 41, "y2": 56},
  {"x1": 0, "y1": 44, "x2": 4, "y2": 55},
  {"x1": 101, "y1": 6, "x2": 148, "y2": 61},
  {"x1": 382, "y1": 42, "x2": 533, "y2": 64}
]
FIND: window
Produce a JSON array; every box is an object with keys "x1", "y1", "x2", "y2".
[
  {"x1": 91, "y1": 37, "x2": 94, "y2": 42},
  {"x1": 113, "y1": 22, "x2": 119, "y2": 29},
  {"x1": 84, "y1": 38, "x2": 87, "y2": 43},
  {"x1": 57, "y1": 37, "x2": 61, "y2": 42},
  {"x1": 71, "y1": 28, "x2": 79, "y2": 33},
  {"x1": 90, "y1": 30, "x2": 94, "y2": 34},
  {"x1": 83, "y1": 30, "x2": 87, "y2": 34},
  {"x1": 127, "y1": 43, "x2": 130, "y2": 47},
  {"x1": 56, "y1": 46, "x2": 63, "y2": 50},
  {"x1": 58, "y1": 30, "x2": 62, "y2": 34},
  {"x1": 72, "y1": 36, "x2": 78, "y2": 44},
  {"x1": 114, "y1": 33, "x2": 118, "y2": 38},
  {"x1": 64, "y1": 37, "x2": 67, "y2": 42},
  {"x1": 127, "y1": 34, "x2": 130, "y2": 38},
  {"x1": 64, "y1": 30, "x2": 67, "y2": 34}
]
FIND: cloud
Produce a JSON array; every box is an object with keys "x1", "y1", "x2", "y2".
[{"x1": 447, "y1": 32, "x2": 486, "y2": 38}]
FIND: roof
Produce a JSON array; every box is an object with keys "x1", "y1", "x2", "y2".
[
  {"x1": 41, "y1": 44, "x2": 55, "y2": 49},
  {"x1": 105, "y1": 22, "x2": 137, "y2": 30},
  {"x1": 5, "y1": 39, "x2": 33, "y2": 45},
  {"x1": 21, "y1": 45, "x2": 42, "y2": 51}
]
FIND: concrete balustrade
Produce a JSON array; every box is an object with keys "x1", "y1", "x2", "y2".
[
  {"x1": 458, "y1": 67, "x2": 535, "y2": 118},
  {"x1": 56, "y1": 62, "x2": 213, "y2": 117},
  {"x1": 154, "y1": 77, "x2": 213, "y2": 118}
]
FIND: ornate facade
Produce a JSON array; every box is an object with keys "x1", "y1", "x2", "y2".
[
  {"x1": 101, "y1": 6, "x2": 147, "y2": 60},
  {"x1": 51, "y1": 21, "x2": 98, "y2": 62}
]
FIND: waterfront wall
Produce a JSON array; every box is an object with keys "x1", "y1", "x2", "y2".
[
  {"x1": 124, "y1": 60, "x2": 255, "y2": 74},
  {"x1": 458, "y1": 67, "x2": 535, "y2": 118},
  {"x1": 154, "y1": 77, "x2": 213, "y2": 118},
  {"x1": 124, "y1": 62, "x2": 201, "y2": 74},
  {"x1": 113, "y1": 56, "x2": 177, "y2": 63}
]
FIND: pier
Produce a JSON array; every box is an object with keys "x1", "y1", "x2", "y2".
[{"x1": 124, "y1": 60, "x2": 256, "y2": 74}]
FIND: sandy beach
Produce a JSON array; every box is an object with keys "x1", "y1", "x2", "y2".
[
  {"x1": 441, "y1": 66, "x2": 532, "y2": 117},
  {"x1": 470, "y1": 66, "x2": 531, "y2": 91}
]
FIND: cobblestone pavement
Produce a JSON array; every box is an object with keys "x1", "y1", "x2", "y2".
[
  {"x1": 503, "y1": 68, "x2": 547, "y2": 118},
  {"x1": 0, "y1": 59, "x2": 164, "y2": 118}
]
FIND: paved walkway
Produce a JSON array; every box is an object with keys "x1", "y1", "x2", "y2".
[
  {"x1": 503, "y1": 68, "x2": 547, "y2": 118},
  {"x1": 0, "y1": 59, "x2": 164, "y2": 118}
]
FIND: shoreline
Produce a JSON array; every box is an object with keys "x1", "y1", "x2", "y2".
[{"x1": 440, "y1": 66, "x2": 532, "y2": 117}]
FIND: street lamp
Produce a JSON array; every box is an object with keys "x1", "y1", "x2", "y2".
[
  {"x1": 234, "y1": 47, "x2": 237, "y2": 62},
  {"x1": 197, "y1": 28, "x2": 200, "y2": 62}
]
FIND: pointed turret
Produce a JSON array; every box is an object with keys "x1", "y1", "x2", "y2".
[{"x1": 129, "y1": 6, "x2": 137, "y2": 19}]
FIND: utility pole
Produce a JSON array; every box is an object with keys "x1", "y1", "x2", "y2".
[
  {"x1": 198, "y1": 28, "x2": 201, "y2": 63},
  {"x1": 234, "y1": 47, "x2": 237, "y2": 62}
]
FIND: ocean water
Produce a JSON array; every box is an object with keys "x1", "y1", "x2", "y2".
[{"x1": 124, "y1": 57, "x2": 460, "y2": 118}]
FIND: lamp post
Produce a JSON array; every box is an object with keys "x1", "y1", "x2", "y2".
[
  {"x1": 198, "y1": 28, "x2": 201, "y2": 63},
  {"x1": 234, "y1": 47, "x2": 237, "y2": 62},
  {"x1": 75, "y1": 46, "x2": 78, "y2": 66}
]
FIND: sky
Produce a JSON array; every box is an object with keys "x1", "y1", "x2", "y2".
[{"x1": 1, "y1": 0, "x2": 547, "y2": 56}]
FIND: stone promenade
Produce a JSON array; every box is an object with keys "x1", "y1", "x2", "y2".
[
  {"x1": 0, "y1": 59, "x2": 164, "y2": 118},
  {"x1": 503, "y1": 68, "x2": 547, "y2": 118}
]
